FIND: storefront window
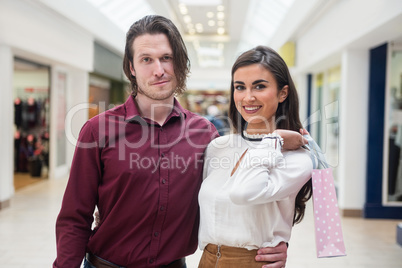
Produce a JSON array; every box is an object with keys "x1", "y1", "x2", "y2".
[
  {"x1": 385, "y1": 44, "x2": 402, "y2": 204},
  {"x1": 311, "y1": 68, "x2": 340, "y2": 187},
  {"x1": 13, "y1": 58, "x2": 50, "y2": 187}
]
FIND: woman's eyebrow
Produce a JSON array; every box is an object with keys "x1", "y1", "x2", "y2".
[
  {"x1": 252, "y1": 79, "x2": 269, "y2": 85},
  {"x1": 234, "y1": 79, "x2": 269, "y2": 85},
  {"x1": 233, "y1": 81, "x2": 245, "y2": 85}
]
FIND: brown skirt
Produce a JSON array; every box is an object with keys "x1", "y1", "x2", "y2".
[{"x1": 198, "y1": 244, "x2": 272, "y2": 268}]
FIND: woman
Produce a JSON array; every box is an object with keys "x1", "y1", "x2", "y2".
[{"x1": 198, "y1": 46, "x2": 313, "y2": 268}]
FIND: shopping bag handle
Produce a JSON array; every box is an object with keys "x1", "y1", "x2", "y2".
[{"x1": 303, "y1": 135, "x2": 329, "y2": 169}]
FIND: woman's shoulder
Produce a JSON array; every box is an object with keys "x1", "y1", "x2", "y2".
[
  {"x1": 208, "y1": 133, "x2": 242, "y2": 146},
  {"x1": 205, "y1": 134, "x2": 242, "y2": 153}
]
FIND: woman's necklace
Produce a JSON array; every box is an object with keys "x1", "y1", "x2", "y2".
[{"x1": 242, "y1": 131, "x2": 268, "y2": 139}]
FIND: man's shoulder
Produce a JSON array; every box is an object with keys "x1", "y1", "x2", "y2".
[{"x1": 87, "y1": 103, "x2": 125, "y2": 124}]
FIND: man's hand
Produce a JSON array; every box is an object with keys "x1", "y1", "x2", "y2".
[
  {"x1": 275, "y1": 129, "x2": 308, "y2": 150},
  {"x1": 255, "y1": 241, "x2": 287, "y2": 268}
]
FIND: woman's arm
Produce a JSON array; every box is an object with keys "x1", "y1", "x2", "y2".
[
  {"x1": 275, "y1": 129, "x2": 308, "y2": 150},
  {"x1": 229, "y1": 136, "x2": 312, "y2": 205}
]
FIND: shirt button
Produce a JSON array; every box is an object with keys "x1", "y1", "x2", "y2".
[
  {"x1": 160, "y1": 128, "x2": 163, "y2": 131},
  {"x1": 149, "y1": 258, "x2": 155, "y2": 264},
  {"x1": 162, "y1": 179, "x2": 166, "y2": 184},
  {"x1": 160, "y1": 206, "x2": 165, "y2": 211},
  {"x1": 154, "y1": 232, "x2": 159, "y2": 237},
  {"x1": 161, "y1": 153, "x2": 165, "y2": 157}
]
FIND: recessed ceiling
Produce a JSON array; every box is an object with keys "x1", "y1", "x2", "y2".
[{"x1": 85, "y1": 0, "x2": 295, "y2": 69}]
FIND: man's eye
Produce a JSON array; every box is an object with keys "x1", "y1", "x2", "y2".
[
  {"x1": 163, "y1": 56, "x2": 172, "y2": 61},
  {"x1": 142, "y1": 58, "x2": 150, "y2": 63}
]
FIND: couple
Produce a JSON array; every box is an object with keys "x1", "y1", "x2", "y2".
[{"x1": 53, "y1": 15, "x2": 312, "y2": 268}]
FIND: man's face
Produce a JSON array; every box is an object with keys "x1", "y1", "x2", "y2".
[{"x1": 130, "y1": 33, "x2": 177, "y2": 101}]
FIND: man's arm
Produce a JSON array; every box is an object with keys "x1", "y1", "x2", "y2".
[
  {"x1": 53, "y1": 122, "x2": 101, "y2": 267},
  {"x1": 255, "y1": 242, "x2": 287, "y2": 268}
]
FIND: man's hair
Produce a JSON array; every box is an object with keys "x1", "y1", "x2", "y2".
[
  {"x1": 122, "y1": 15, "x2": 190, "y2": 96},
  {"x1": 228, "y1": 45, "x2": 312, "y2": 225}
]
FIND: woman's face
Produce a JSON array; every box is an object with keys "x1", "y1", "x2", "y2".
[{"x1": 233, "y1": 64, "x2": 287, "y2": 132}]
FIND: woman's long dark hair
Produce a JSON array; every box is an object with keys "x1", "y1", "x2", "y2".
[{"x1": 229, "y1": 46, "x2": 312, "y2": 225}]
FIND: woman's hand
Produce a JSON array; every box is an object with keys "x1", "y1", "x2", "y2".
[
  {"x1": 255, "y1": 241, "x2": 287, "y2": 268},
  {"x1": 94, "y1": 210, "x2": 100, "y2": 228},
  {"x1": 275, "y1": 129, "x2": 309, "y2": 150}
]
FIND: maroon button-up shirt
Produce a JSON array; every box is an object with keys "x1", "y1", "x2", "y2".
[{"x1": 54, "y1": 96, "x2": 218, "y2": 268}]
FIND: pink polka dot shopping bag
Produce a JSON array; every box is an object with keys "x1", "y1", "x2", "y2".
[{"x1": 305, "y1": 135, "x2": 347, "y2": 258}]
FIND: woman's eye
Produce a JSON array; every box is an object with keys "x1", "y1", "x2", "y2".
[
  {"x1": 234, "y1": 85, "x2": 245, "y2": 90},
  {"x1": 255, "y1": 84, "x2": 266, "y2": 90}
]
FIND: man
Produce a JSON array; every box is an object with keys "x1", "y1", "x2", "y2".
[{"x1": 54, "y1": 15, "x2": 289, "y2": 268}]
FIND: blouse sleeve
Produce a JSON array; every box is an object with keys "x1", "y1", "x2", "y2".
[{"x1": 229, "y1": 137, "x2": 312, "y2": 205}]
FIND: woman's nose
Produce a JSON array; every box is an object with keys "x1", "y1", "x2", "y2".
[{"x1": 245, "y1": 90, "x2": 255, "y2": 102}]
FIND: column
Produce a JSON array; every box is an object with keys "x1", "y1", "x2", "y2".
[
  {"x1": 338, "y1": 49, "x2": 369, "y2": 216},
  {"x1": 0, "y1": 45, "x2": 15, "y2": 209}
]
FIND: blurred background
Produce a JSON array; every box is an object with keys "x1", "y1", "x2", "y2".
[{"x1": 0, "y1": 0, "x2": 401, "y2": 267}]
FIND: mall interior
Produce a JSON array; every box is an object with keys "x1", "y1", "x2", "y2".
[{"x1": 0, "y1": 0, "x2": 402, "y2": 267}]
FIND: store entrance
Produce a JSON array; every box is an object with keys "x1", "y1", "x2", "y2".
[{"x1": 13, "y1": 58, "x2": 50, "y2": 190}]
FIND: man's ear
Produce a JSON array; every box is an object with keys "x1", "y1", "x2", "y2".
[
  {"x1": 279, "y1": 85, "x2": 289, "y2": 103},
  {"x1": 129, "y1": 62, "x2": 136, "y2": 77}
]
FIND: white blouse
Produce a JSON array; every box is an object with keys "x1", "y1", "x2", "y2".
[{"x1": 198, "y1": 134, "x2": 313, "y2": 250}]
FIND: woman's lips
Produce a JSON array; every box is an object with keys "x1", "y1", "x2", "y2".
[{"x1": 243, "y1": 105, "x2": 261, "y2": 114}]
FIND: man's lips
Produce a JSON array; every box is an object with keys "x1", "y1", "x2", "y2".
[{"x1": 151, "y1": 80, "x2": 169, "y2": 86}]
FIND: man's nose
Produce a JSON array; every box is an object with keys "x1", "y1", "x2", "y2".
[{"x1": 153, "y1": 60, "x2": 164, "y2": 77}]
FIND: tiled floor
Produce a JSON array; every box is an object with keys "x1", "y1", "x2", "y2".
[{"x1": 0, "y1": 177, "x2": 401, "y2": 268}]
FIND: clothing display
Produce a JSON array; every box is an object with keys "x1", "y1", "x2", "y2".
[
  {"x1": 198, "y1": 134, "x2": 313, "y2": 251},
  {"x1": 13, "y1": 97, "x2": 50, "y2": 176},
  {"x1": 54, "y1": 96, "x2": 218, "y2": 268}
]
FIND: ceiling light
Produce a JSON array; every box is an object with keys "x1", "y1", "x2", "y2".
[
  {"x1": 179, "y1": 0, "x2": 222, "y2": 6},
  {"x1": 217, "y1": 12, "x2": 225, "y2": 20},
  {"x1": 179, "y1": 4, "x2": 188, "y2": 14},
  {"x1": 183, "y1": 15, "x2": 192, "y2": 24},
  {"x1": 206, "y1": 12, "x2": 214, "y2": 18},
  {"x1": 217, "y1": 5, "x2": 224, "y2": 11},
  {"x1": 208, "y1": 20, "x2": 216, "y2": 27},
  {"x1": 217, "y1": 27, "x2": 225, "y2": 35},
  {"x1": 196, "y1": 23, "x2": 204, "y2": 33}
]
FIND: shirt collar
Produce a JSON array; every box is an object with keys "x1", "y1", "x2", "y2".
[{"x1": 124, "y1": 95, "x2": 187, "y2": 123}]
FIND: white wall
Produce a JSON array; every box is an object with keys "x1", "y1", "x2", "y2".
[
  {"x1": 37, "y1": 0, "x2": 125, "y2": 55},
  {"x1": 296, "y1": 0, "x2": 402, "y2": 71},
  {"x1": 0, "y1": 0, "x2": 93, "y2": 71}
]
